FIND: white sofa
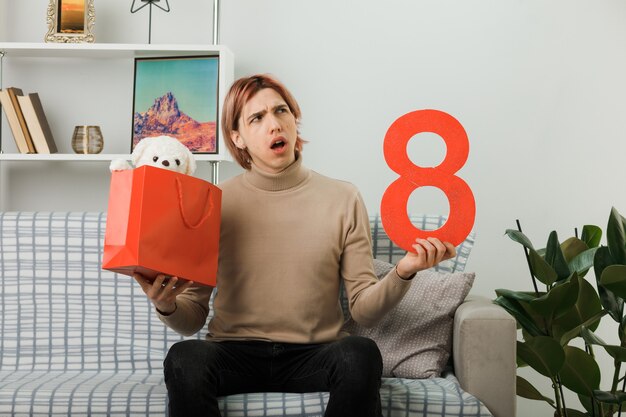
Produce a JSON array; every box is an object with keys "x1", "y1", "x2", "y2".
[{"x1": 0, "y1": 212, "x2": 516, "y2": 417}]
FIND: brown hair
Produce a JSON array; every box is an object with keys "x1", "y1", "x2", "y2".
[{"x1": 221, "y1": 74, "x2": 306, "y2": 170}]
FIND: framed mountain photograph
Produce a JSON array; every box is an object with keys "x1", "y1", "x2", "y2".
[{"x1": 132, "y1": 55, "x2": 220, "y2": 154}]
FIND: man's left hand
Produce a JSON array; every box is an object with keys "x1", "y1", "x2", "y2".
[{"x1": 396, "y1": 237, "x2": 456, "y2": 279}]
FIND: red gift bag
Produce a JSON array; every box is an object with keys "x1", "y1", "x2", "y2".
[{"x1": 102, "y1": 165, "x2": 221, "y2": 287}]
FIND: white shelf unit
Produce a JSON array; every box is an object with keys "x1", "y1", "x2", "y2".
[
  {"x1": 0, "y1": 42, "x2": 234, "y2": 211},
  {"x1": 0, "y1": 42, "x2": 234, "y2": 162},
  {"x1": 0, "y1": 152, "x2": 226, "y2": 161}
]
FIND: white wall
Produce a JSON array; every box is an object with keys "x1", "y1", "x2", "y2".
[
  {"x1": 3, "y1": 1, "x2": 626, "y2": 415},
  {"x1": 0, "y1": 0, "x2": 5, "y2": 40}
]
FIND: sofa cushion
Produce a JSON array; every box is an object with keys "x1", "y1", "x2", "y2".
[
  {"x1": 0, "y1": 212, "x2": 492, "y2": 417},
  {"x1": 0, "y1": 212, "x2": 193, "y2": 374},
  {"x1": 343, "y1": 260, "x2": 475, "y2": 379},
  {"x1": 0, "y1": 370, "x2": 491, "y2": 417},
  {"x1": 369, "y1": 214, "x2": 475, "y2": 273},
  {"x1": 217, "y1": 375, "x2": 491, "y2": 417},
  {"x1": 0, "y1": 370, "x2": 166, "y2": 416}
]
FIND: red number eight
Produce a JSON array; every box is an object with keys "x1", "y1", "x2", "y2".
[{"x1": 380, "y1": 109, "x2": 476, "y2": 251}]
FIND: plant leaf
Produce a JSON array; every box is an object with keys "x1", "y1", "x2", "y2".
[
  {"x1": 504, "y1": 229, "x2": 553, "y2": 285},
  {"x1": 545, "y1": 231, "x2": 571, "y2": 281},
  {"x1": 607, "y1": 207, "x2": 626, "y2": 265},
  {"x1": 568, "y1": 247, "x2": 598, "y2": 278},
  {"x1": 505, "y1": 229, "x2": 535, "y2": 250},
  {"x1": 620, "y1": 315, "x2": 626, "y2": 344},
  {"x1": 494, "y1": 289, "x2": 538, "y2": 303},
  {"x1": 529, "y1": 273, "x2": 579, "y2": 319},
  {"x1": 561, "y1": 237, "x2": 589, "y2": 263},
  {"x1": 593, "y1": 390, "x2": 626, "y2": 405},
  {"x1": 581, "y1": 326, "x2": 626, "y2": 362},
  {"x1": 562, "y1": 409, "x2": 591, "y2": 417},
  {"x1": 529, "y1": 248, "x2": 558, "y2": 286},
  {"x1": 594, "y1": 246, "x2": 623, "y2": 322},
  {"x1": 494, "y1": 290, "x2": 547, "y2": 335},
  {"x1": 558, "y1": 310, "x2": 606, "y2": 346},
  {"x1": 600, "y1": 265, "x2": 626, "y2": 299},
  {"x1": 517, "y1": 336, "x2": 565, "y2": 378},
  {"x1": 582, "y1": 225, "x2": 602, "y2": 248},
  {"x1": 493, "y1": 296, "x2": 545, "y2": 336},
  {"x1": 593, "y1": 390, "x2": 618, "y2": 404},
  {"x1": 559, "y1": 345, "x2": 601, "y2": 396},
  {"x1": 578, "y1": 394, "x2": 594, "y2": 415},
  {"x1": 554, "y1": 274, "x2": 604, "y2": 344},
  {"x1": 516, "y1": 375, "x2": 555, "y2": 404}
]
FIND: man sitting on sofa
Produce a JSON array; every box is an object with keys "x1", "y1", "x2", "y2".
[{"x1": 133, "y1": 74, "x2": 456, "y2": 417}]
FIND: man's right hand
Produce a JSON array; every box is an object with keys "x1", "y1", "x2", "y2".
[{"x1": 133, "y1": 273, "x2": 194, "y2": 315}]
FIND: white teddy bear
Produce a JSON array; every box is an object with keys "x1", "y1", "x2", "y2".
[{"x1": 109, "y1": 135, "x2": 196, "y2": 175}]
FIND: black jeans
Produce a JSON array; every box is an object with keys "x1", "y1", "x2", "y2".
[{"x1": 164, "y1": 335, "x2": 383, "y2": 417}]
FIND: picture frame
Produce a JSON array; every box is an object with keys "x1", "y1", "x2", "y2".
[
  {"x1": 45, "y1": 0, "x2": 95, "y2": 43},
  {"x1": 132, "y1": 55, "x2": 220, "y2": 154}
]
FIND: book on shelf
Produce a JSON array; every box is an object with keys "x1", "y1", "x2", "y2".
[
  {"x1": 0, "y1": 87, "x2": 36, "y2": 153},
  {"x1": 6, "y1": 87, "x2": 37, "y2": 153},
  {"x1": 16, "y1": 93, "x2": 58, "y2": 154}
]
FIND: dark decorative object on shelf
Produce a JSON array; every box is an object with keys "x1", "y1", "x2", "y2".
[
  {"x1": 130, "y1": 0, "x2": 170, "y2": 44},
  {"x1": 71, "y1": 125, "x2": 104, "y2": 154}
]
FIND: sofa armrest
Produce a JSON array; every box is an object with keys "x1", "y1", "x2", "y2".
[{"x1": 453, "y1": 295, "x2": 517, "y2": 417}]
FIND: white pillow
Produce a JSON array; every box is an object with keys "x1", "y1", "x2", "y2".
[{"x1": 343, "y1": 260, "x2": 474, "y2": 379}]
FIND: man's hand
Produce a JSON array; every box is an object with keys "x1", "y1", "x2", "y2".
[
  {"x1": 133, "y1": 273, "x2": 194, "y2": 314},
  {"x1": 396, "y1": 237, "x2": 456, "y2": 279}
]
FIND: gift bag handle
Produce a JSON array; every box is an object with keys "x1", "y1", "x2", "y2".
[{"x1": 175, "y1": 177, "x2": 214, "y2": 229}]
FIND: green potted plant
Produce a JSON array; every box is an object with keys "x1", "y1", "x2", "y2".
[{"x1": 495, "y1": 207, "x2": 626, "y2": 416}]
